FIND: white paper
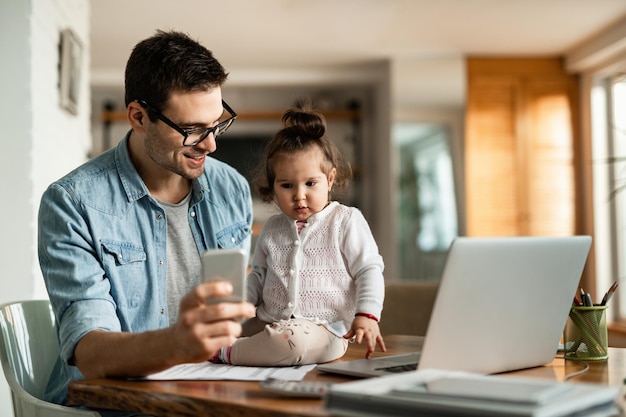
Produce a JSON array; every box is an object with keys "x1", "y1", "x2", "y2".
[{"x1": 143, "y1": 362, "x2": 317, "y2": 381}]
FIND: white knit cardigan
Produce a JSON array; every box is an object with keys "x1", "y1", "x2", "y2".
[{"x1": 247, "y1": 201, "x2": 385, "y2": 336}]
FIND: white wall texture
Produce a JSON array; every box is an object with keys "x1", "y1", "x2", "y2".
[{"x1": 0, "y1": 0, "x2": 90, "y2": 415}]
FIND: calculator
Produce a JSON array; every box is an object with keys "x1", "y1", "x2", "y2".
[{"x1": 259, "y1": 378, "x2": 333, "y2": 398}]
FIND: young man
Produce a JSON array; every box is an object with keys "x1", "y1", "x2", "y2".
[{"x1": 38, "y1": 30, "x2": 255, "y2": 408}]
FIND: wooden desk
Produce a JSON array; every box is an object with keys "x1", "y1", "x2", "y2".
[{"x1": 67, "y1": 336, "x2": 625, "y2": 417}]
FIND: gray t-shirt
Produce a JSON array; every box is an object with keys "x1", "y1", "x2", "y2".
[{"x1": 159, "y1": 192, "x2": 202, "y2": 326}]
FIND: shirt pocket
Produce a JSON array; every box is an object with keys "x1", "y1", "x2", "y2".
[
  {"x1": 100, "y1": 240, "x2": 148, "y2": 309},
  {"x1": 100, "y1": 240, "x2": 147, "y2": 266},
  {"x1": 216, "y1": 221, "x2": 251, "y2": 248}
]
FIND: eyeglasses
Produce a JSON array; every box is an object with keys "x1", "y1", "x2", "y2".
[{"x1": 135, "y1": 99, "x2": 237, "y2": 146}]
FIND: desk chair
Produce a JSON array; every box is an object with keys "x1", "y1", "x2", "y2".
[{"x1": 0, "y1": 300, "x2": 99, "y2": 416}]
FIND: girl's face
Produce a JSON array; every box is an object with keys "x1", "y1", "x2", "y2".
[{"x1": 272, "y1": 148, "x2": 336, "y2": 221}]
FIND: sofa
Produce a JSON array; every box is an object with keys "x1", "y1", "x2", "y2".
[{"x1": 379, "y1": 281, "x2": 439, "y2": 336}]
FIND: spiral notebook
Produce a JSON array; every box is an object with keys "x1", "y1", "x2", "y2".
[{"x1": 317, "y1": 236, "x2": 592, "y2": 377}]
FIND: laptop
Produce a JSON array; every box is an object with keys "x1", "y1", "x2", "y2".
[{"x1": 317, "y1": 236, "x2": 592, "y2": 377}]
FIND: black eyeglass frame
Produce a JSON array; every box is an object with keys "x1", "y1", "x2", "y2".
[{"x1": 135, "y1": 99, "x2": 237, "y2": 146}]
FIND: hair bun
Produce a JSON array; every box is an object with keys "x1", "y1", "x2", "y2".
[{"x1": 281, "y1": 107, "x2": 327, "y2": 140}]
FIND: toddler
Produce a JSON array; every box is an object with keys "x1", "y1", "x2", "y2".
[{"x1": 214, "y1": 102, "x2": 386, "y2": 365}]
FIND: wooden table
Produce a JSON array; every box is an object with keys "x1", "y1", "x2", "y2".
[{"x1": 67, "y1": 335, "x2": 626, "y2": 417}]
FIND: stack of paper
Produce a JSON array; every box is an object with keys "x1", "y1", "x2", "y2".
[{"x1": 324, "y1": 369, "x2": 620, "y2": 417}]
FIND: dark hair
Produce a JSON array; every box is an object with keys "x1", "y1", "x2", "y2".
[
  {"x1": 124, "y1": 30, "x2": 228, "y2": 117},
  {"x1": 255, "y1": 100, "x2": 352, "y2": 202}
]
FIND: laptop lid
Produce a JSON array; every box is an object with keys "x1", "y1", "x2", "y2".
[{"x1": 317, "y1": 236, "x2": 591, "y2": 377}]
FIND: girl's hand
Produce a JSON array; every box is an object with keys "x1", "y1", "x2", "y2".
[{"x1": 343, "y1": 316, "x2": 387, "y2": 358}]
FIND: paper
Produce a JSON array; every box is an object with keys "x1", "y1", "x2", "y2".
[{"x1": 144, "y1": 362, "x2": 317, "y2": 381}]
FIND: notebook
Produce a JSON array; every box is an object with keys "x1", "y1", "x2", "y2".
[
  {"x1": 324, "y1": 369, "x2": 620, "y2": 417},
  {"x1": 317, "y1": 236, "x2": 592, "y2": 378}
]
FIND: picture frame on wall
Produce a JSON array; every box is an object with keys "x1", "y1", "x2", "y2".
[{"x1": 59, "y1": 28, "x2": 82, "y2": 115}]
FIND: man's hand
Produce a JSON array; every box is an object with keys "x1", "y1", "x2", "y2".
[
  {"x1": 74, "y1": 281, "x2": 255, "y2": 379},
  {"x1": 171, "y1": 281, "x2": 255, "y2": 363}
]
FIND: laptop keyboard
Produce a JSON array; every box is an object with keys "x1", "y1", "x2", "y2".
[{"x1": 374, "y1": 363, "x2": 419, "y2": 373}]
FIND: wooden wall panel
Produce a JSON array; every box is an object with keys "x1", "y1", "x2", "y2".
[
  {"x1": 466, "y1": 76, "x2": 519, "y2": 235},
  {"x1": 465, "y1": 58, "x2": 580, "y2": 238}
]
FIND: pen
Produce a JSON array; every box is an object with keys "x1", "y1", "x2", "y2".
[
  {"x1": 600, "y1": 281, "x2": 619, "y2": 306},
  {"x1": 580, "y1": 288, "x2": 593, "y2": 306}
]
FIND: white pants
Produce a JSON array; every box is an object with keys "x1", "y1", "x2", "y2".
[{"x1": 228, "y1": 317, "x2": 349, "y2": 366}]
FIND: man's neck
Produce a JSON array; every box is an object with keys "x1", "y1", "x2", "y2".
[{"x1": 146, "y1": 177, "x2": 192, "y2": 204}]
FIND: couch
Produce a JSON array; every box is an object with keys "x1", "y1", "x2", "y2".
[{"x1": 379, "y1": 281, "x2": 439, "y2": 336}]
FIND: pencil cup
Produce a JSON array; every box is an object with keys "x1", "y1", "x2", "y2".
[{"x1": 563, "y1": 305, "x2": 608, "y2": 361}]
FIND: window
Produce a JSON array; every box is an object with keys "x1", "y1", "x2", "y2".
[
  {"x1": 591, "y1": 72, "x2": 626, "y2": 321},
  {"x1": 394, "y1": 123, "x2": 459, "y2": 281}
]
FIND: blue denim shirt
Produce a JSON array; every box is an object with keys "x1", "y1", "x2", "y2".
[{"x1": 38, "y1": 133, "x2": 252, "y2": 405}]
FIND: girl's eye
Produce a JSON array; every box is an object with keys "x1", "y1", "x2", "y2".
[
  {"x1": 306, "y1": 181, "x2": 316, "y2": 187},
  {"x1": 280, "y1": 184, "x2": 293, "y2": 189}
]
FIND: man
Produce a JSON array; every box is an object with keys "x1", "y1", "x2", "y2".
[{"x1": 38, "y1": 30, "x2": 255, "y2": 408}]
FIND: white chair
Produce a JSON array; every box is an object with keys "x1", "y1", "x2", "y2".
[{"x1": 0, "y1": 299, "x2": 99, "y2": 416}]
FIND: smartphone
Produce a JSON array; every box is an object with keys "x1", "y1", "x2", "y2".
[{"x1": 201, "y1": 248, "x2": 247, "y2": 304}]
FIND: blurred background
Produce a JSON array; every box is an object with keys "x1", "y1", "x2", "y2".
[{"x1": 3, "y1": 0, "x2": 626, "y2": 413}]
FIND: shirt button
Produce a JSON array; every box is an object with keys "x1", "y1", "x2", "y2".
[
  {"x1": 190, "y1": 211, "x2": 196, "y2": 217},
  {"x1": 288, "y1": 302, "x2": 294, "y2": 308},
  {"x1": 231, "y1": 237, "x2": 236, "y2": 243},
  {"x1": 160, "y1": 308, "x2": 164, "y2": 314},
  {"x1": 118, "y1": 254, "x2": 123, "y2": 261},
  {"x1": 294, "y1": 240, "x2": 300, "y2": 246},
  {"x1": 159, "y1": 260, "x2": 164, "y2": 265},
  {"x1": 289, "y1": 269, "x2": 295, "y2": 275},
  {"x1": 156, "y1": 214, "x2": 163, "y2": 220}
]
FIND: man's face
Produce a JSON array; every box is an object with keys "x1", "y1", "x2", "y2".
[{"x1": 143, "y1": 89, "x2": 224, "y2": 180}]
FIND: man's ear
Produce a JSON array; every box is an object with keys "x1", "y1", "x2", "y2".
[{"x1": 127, "y1": 101, "x2": 146, "y2": 133}]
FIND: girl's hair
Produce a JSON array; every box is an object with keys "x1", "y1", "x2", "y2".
[{"x1": 255, "y1": 100, "x2": 352, "y2": 202}]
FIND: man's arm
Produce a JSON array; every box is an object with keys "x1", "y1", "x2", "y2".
[{"x1": 73, "y1": 281, "x2": 255, "y2": 379}]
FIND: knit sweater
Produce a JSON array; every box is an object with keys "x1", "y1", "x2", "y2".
[{"x1": 247, "y1": 202, "x2": 385, "y2": 336}]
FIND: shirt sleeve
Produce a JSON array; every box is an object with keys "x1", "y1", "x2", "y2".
[
  {"x1": 246, "y1": 226, "x2": 268, "y2": 306},
  {"x1": 38, "y1": 183, "x2": 121, "y2": 365},
  {"x1": 341, "y1": 208, "x2": 385, "y2": 319}
]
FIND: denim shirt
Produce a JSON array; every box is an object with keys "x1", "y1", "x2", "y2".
[{"x1": 38, "y1": 133, "x2": 252, "y2": 405}]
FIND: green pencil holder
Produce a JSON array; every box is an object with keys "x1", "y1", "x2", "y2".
[{"x1": 563, "y1": 305, "x2": 608, "y2": 361}]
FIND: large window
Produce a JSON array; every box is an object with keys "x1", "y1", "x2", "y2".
[{"x1": 592, "y1": 72, "x2": 626, "y2": 321}]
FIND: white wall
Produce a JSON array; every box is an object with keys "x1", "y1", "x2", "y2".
[{"x1": 0, "y1": 0, "x2": 90, "y2": 415}]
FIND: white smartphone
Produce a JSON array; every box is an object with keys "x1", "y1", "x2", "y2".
[{"x1": 201, "y1": 248, "x2": 247, "y2": 304}]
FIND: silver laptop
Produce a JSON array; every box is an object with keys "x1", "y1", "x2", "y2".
[{"x1": 317, "y1": 236, "x2": 592, "y2": 377}]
